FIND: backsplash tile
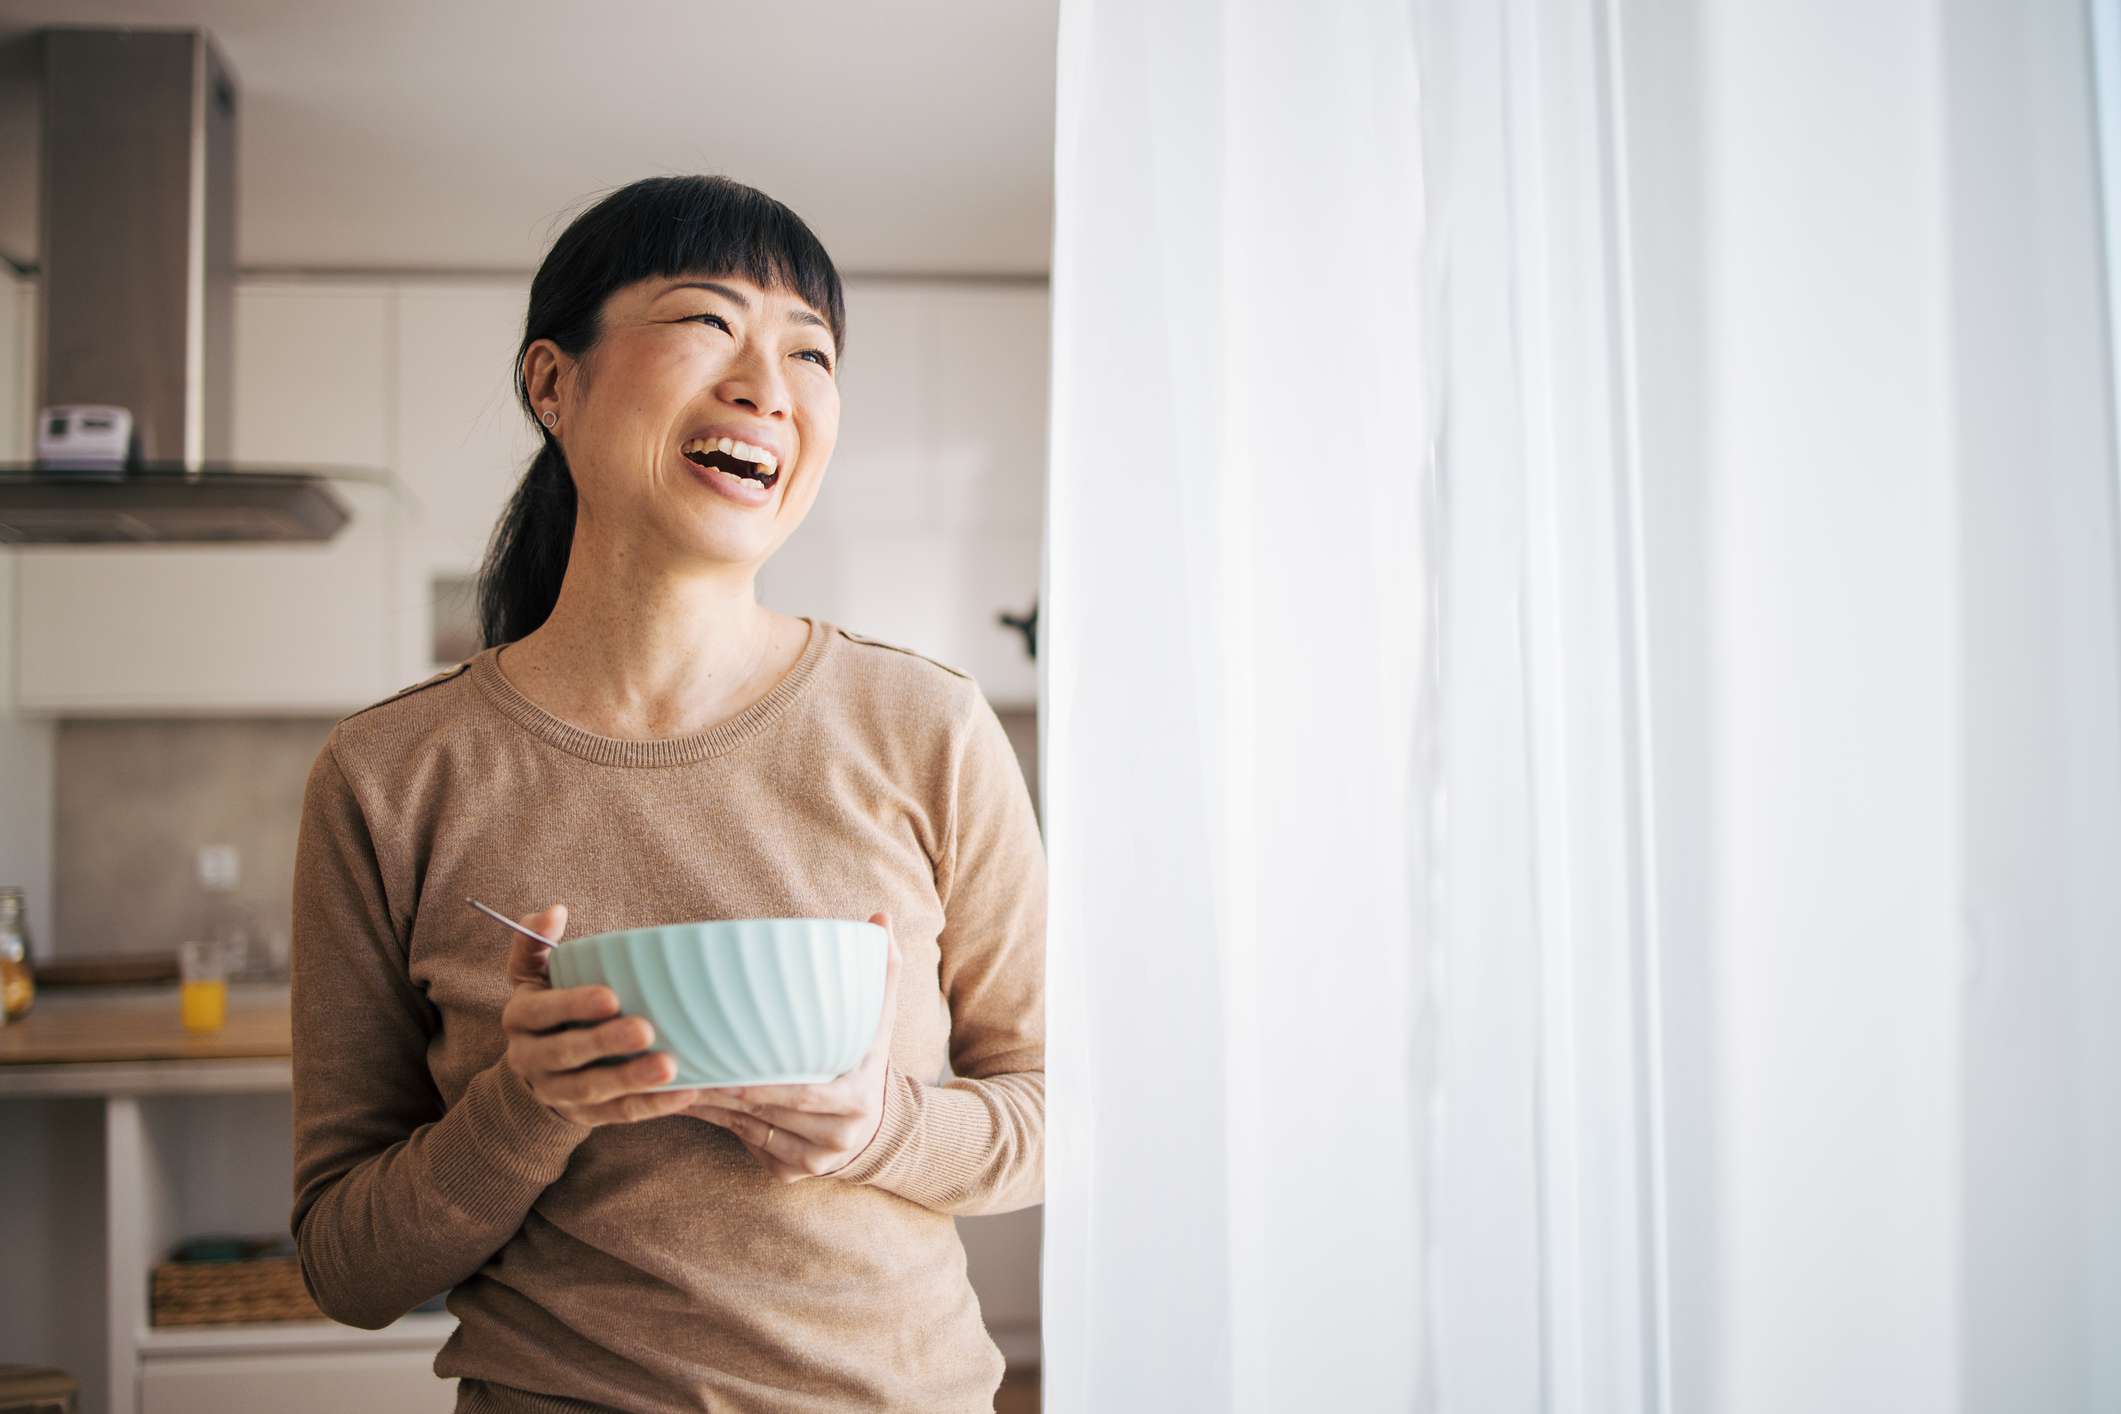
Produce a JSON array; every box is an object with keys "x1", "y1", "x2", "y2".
[{"x1": 54, "y1": 718, "x2": 336, "y2": 957}]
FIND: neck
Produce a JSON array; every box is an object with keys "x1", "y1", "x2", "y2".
[{"x1": 500, "y1": 526, "x2": 782, "y2": 740}]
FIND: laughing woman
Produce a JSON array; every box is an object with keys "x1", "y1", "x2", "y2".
[{"x1": 288, "y1": 175, "x2": 1045, "y2": 1413}]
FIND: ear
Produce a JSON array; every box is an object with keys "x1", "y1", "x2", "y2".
[{"x1": 520, "y1": 339, "x2": 573, "y2": 424}]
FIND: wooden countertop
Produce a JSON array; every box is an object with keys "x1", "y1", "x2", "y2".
[{"x1": 0, "y1": 982, "x2": 292, "y2": 1065}]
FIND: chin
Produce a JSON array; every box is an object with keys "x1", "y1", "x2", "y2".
[{"x1": 669, "y1": 519, "x2": 779, "y2": 567}]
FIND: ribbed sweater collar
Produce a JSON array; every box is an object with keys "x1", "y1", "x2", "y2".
[{"x1": 465, "y1": 615, "x2": 829, "y2": 768}]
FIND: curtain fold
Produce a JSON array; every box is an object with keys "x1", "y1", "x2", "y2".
[{"x1": 1040, "y1": 1, "x2": 1429, "y2": 1408}]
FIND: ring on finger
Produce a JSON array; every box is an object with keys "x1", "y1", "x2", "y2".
[{"x1": 763, "y1": 1123, "x2": 775, "y2": 1153}]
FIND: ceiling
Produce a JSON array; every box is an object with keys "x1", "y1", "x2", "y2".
[{"x1": 0, "y1": 0, "x2": 1056, "y2": 276}]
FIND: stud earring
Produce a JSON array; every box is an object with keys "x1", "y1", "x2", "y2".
[{"x1": 540, "y1": 408, "x2": 558, "y2": 430}]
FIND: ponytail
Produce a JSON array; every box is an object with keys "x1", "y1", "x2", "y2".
[{"x1": 476, "y1": 438, "x2": 577, "y2": 649}]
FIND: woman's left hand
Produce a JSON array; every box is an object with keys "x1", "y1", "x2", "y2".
[{"x1": 683, "y1": 910, "x2": 902, "y2": 1182}]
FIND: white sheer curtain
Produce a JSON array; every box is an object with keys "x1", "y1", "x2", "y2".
[
  {"x1": 1041, "y1": 0, "x2": 1673, "y2": 1410},
  {"x1": 1038, "y1": 1, "x2": 1429, "y2": 1409},
  {"x1": 1407, "y1": 2, "x2": 1669, "y2": 1408},
  {"x1": 1044, "y1": 0, "x2": 2121, "y2": 1408}
]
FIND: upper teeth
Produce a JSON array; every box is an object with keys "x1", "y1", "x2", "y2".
[{"x1": 683, "y1": 436, "x2": 778, "y2": 474}]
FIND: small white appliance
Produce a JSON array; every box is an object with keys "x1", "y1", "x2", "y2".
[{"x1": 34, "y1": 404, "x2": 135, "y2": 471}]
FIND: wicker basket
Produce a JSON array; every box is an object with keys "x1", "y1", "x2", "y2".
[{"x1": 150, "y1": 1255, "x2": 324, "y2": 1326}]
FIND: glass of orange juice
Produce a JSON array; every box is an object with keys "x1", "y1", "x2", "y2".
[{"x1": 178, "y1": 939, "x2": 229, "y2": 1033}]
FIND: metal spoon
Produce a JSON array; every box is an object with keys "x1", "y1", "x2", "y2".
[{"x1": 465, "y1": 896, "x2": 560, "y2": 947}]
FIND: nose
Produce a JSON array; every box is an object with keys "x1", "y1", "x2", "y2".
[{"x1": 715, "y1": 338, "x2": 792, "y2": 420}]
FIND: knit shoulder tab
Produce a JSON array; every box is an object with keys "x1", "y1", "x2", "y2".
[
  {"x1": 340, "y1": 660, "x2": 471, "y2": 723},
  {"x1": 836, "y1": 628, "x2": 974, "y2": 683}
]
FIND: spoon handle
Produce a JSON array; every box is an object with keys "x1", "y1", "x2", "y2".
[{"x1": 464, "y1": 896, "x2": 558, "y2": 947}]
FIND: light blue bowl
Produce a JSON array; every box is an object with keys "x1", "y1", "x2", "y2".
[{"x1": 546, "y1": 917, "x2": 888, "y2": 1089}]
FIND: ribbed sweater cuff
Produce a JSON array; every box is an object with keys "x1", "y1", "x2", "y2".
[
  {"x1": 826, "y1": 1061, "x2": 993, "y2": 1205},
  {"x1": 430, "y1": 1059, "x2": 593, "y2": 1224}
]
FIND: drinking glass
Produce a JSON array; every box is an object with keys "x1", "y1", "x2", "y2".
[{"x1": 178, "y1": 939, "x2": 229, "y2": 1033}]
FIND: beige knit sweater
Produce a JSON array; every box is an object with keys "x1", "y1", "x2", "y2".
[{"x1": 288, "y1": 617, "x2": 1044, "y2": 1413}]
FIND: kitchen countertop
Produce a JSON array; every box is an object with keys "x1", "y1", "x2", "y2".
[{"x1": 0, "y1": 982, "x2": 293, "y2": 1097}]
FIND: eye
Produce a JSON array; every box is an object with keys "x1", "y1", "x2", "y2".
[{"x1": 678, "y1": 311, "x2": 830, "y2": 371}]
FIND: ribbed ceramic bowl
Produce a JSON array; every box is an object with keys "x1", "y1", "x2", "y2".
[{"x1": 545, "y1": 917, "x2": 888, "y2": 1090}]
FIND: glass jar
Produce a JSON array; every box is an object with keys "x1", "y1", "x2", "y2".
[{"x1": 0, "y1": 886, "x2": 35, "y2": 1023}]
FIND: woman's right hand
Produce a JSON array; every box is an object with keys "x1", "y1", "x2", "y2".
[{"x1": 498, "y1": 902, "x2": 705, "y2": 1127}]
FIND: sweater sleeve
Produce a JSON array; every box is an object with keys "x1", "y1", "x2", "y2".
[
  {"x1": 830, "y1": 686, "x2": 1045, "y2": 1215},
  {"x1": 289, "y1": 737, "x2": 593, "y2": 1330}
]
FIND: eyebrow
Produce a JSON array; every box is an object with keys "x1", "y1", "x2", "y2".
[{"x1": 662, "y1": 279, "x2": 831, "y2": 334}]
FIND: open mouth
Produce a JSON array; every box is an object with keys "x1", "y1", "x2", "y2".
[{"x1": 682, "y1": 436, "x2": 779, "y2": 490}]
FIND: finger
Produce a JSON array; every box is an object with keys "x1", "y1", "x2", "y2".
[
  {"x1": 685, "y1": 1099, "x2": 859, "y2": 1148},
  {"x1": 704, "y1": 1081, "x2": 853, "y2": 1114},
  {"x1": 504, "y1": 903, "x2": 568, "y2": 988},
  {"x1": 528, "y1": 1012, "x2": 657, "y2": 1073},
  {"x1": 538, "y1": 1049, "x2": 677, "y2": 1105},
  {"x1": 708, "y1": 1106, "x2": 839, "y2": 1178},
  {"x1": 566, "y1": 1085, "x2": 708, "y2": 1127},
  {"x1": 503, "y1": 981, "x2": 619, "y2": 1036}
]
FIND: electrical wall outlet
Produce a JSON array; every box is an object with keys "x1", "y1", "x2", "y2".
[{"x1": 196, "y1": 843, "x2": 241, "y2": 892}]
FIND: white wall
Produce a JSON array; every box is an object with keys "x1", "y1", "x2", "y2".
[
  {"x1": 1624, "y1": 0, "x2": 2121, "y2": 1408},
  {"x1": 0, "y1": 269, "x2": 56, "y2": 956}
]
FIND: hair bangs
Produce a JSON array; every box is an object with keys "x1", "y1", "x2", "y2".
[{"x1": 534, "y1": 175, "x2": 846, "y2": 357}]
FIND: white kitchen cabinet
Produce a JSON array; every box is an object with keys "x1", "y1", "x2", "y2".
[
  {"x1": 228, "y1": 284, "x2": 395, "y2": 487},
  {"x1": 11, "y1": 284, "x2": 404, "y2": 715},
  {"x1": 391, "y1": 279, "x2": 540, "y2": 684},
  {"x1": 807, "y1": 281, "x2": 931, "y2": 536},
  {"x1": 922, "y1": 283, "x2": 1048, "y2": 536},
  {"x1": 393, "y1": 281, "x2": 540, "y2": 566},
  {"x1": 763, "y1": 525, "x2": 1040, "y2": 704},
  {"x1": 763, "y1": 280, "x2": 1045, "y2": 707},
  {"x1": 140, "y1": 1348, "x2": 456, "y2": 1414},
  {"x1": 12, "y1": 483, "x2": 401, "y2": 715},
  {"x1": 809, "y1": 281, "x2": 1046, "y2": 538}
]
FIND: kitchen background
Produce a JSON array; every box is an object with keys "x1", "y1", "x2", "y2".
[{"x1": 0, "y1": 5, "x2": 1053, "y2": 1411}]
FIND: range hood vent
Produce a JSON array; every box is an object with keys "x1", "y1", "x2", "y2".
[
  {"x1": 0, "y1": 469, "x2": 351, "y2": 544},
  {"x1": 1, "y1": 26, "x2": 372, "y2": 545}
]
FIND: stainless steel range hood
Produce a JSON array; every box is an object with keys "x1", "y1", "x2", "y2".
[{"x1": 0, "y1": 26, "x2": 359, "y2": 545}]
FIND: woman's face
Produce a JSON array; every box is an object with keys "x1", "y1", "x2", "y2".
[{"x1": 536, "y1": 272, "x2": 841, "y2": 571}]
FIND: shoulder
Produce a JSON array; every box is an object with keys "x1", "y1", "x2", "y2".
[
  {"x1": 339, "y1": 659, "x2": 474, "y2": 725},
  {"x1": 825, "y1": 624, "x2": 981, "y2": 717},
  {"x1": 830, "y1": 624, "x2": 976, "y2": 686},
  {"x1": 818, "y1": 622, "x2": 994, "y2": 756},
  {"x1": 325, "y1": 659, "x2": 478, "y2": 769}
]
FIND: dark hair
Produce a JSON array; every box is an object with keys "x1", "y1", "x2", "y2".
[{"x1": 476, "y1": 175, "x2": 846, "y2": 648}]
